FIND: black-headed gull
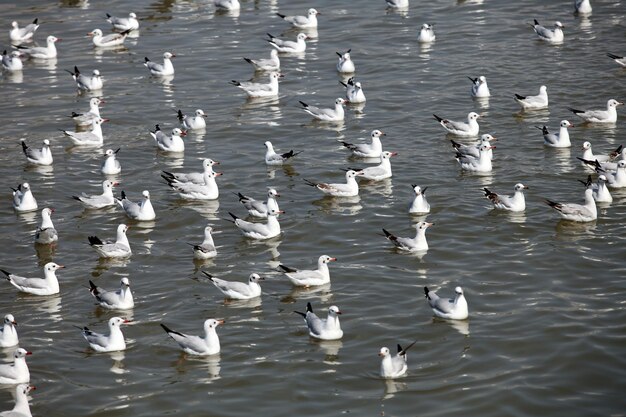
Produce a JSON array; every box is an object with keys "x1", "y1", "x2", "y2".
[
  {"x1": 0, "y1": 315, "x2": 18, "y2": 348},
  {"x1": 35, "y1": 208, "x2": 58, "y2": 245},
  {"x1": 469, "y1": 75, "x2": 490, "y2": 98},
  {"x1": 73, "y1": 180, "x2": 117, "y2": 209},
  {"x1": 13, "y1": 35, "x2": 60, "y2": 59},
  {"x1": 1, "y1": 383, "x2": 34, "y2": 417},
  {"x1": 116, "y1": 190, "x2": 156, "y2": 221},
  {"x1": 89, "y1": 278, "x2": 134, "y2": 310},
  {"x1": 162, "y1": 158, "x2": 218, "y2": 184},
  {"x1": 12, "y1": 183, "x2": 37, "y2": 213},
  {"x1": 1, "y1": 262, "x2": 64, "y2": 296},
  {"x1": 71, "y1": 97, "x2": 103, "y2": 127},
  {"x1": 450, "y1": 134, "x2": 496, "y2": 159},
  {"x1": 575, "y1": 0, "x2": 592, "y2": 15},
  {"x1": 1, "y1": 50, "x2": 23, "y2": 71},
  {"x1": 163, "y1": 170, "x2": 221, "y2": 200},
  {"x1": 379, "y1": 341, "x2": 416, "y2": 379},
  {"x1": 304, "y1": 170, "x2": 364, "y2": 197},
  {"x1": 514, "y1": 85, "x2": 548, "y2": 110},
  {"x1": 278, "y1": 255, "x2": 336, "y2": 287},
  {"x1": 214, "y1": 0, "x2": 240, "y2": 10},
  {"x1": 237, "y1": 188, "x2": 280, "y2": 218},
  {"x1": 537, "y1": 120, "x2": 573, "y2": 148},
  {"x1": 417, "y1": 23, "x2": 435, "y2": 43},
  {"x1": 228, "y1": 209, "x2": 283, "y2": 240},
  {"x1": 580, "y1": 175, "x2": 612, "y2": 203},
  {"x1": 79, "y1": 317, "x2": 129, "y2": 352},
  {"x1": 88, "y1": 28, "x2": 131, "y2": 48},
  {"x1": 265, "y1": 141, "x2": 301, "y2": 165},
  {"x1": 106, "y1": 12, "x2": 139, "y2": 31},
  {"x1": 580, "y1": 141, "x2": 620, "y2": 164},
  {"x1": 177, "y1": 109, "x2": 207, "y2": 130},
  {"x1": 409, "y1": 185, "x2": 430, "y2": 214},
  {"x1": 300, "y1": 98, "x2": 347, "y2": 122},
  {"x1": 578, "y1": 146, "x2": 626, "y2": 172},
  {"x1": 294, "y1": 302, "x2": 343, "y2": 341},
  {"x1": 204, "y1": 271, "x2": 264, "y2": 300},
  {"x1": 101, "y1": 148, "x2": 121, "y2": 175},
  {"x1": 189, "y1": 225, "x2": 217, "y2": 260},
  {"x1": 386, "y1": 0, "x2": 409, "y2": 9},
  {"x1": 546, "y1": 188, "x2": 597, "y2": 222},
  {"x1": 10, "y1": 19, "x2": 39, "y2": 42},
  {"x1": 424, "y1": 286, "x2": 469, "y2": 320},
  {"x1": 61, "y1": 117, "x2": 108, "y2": 146},
  {"x1": 66, "y1": 66, "x2": 103, "y2": 91},
  {"x1": 267, "y1": 33, "x2": 308, "y2": 53},
  {"x1": 336, "y1": 49, "x2": 355, "y2": 73},
  {"x1": 88, "y1": 224, "x2": 131, "y2": 258},
  {"x1": 341, "y1": 129, "x2": 385, "y2": 158},
  {"x1": 161, "y1": 319, "x2": 224, "y2": 356},
  {"x1": 339, "y1": 77, "x2": 366, "y2": 103},
  {"x1": 243, "y1": 49, "x2": 280, "y2": 72},
  {"x1": 230, "y1": 72, "x2": 281, "y2": 98},
  {"x1": 144, "y1": 52, "x2": 175, "y2": 76},
  {"x1": 567, "y1": 99, "x2": 622, "y2": 124},
  {"x1": 0, "y1": 348, "x2": 31, "y2": 384},
  {"x1": 350, "y1": 151, "x2": 397, "y2": 181},
  {"x1": 601, "y1": 161, "x2": 626, "y2": 188},
  {"x1": 21, "y1": 139, "x2": 52, "y2": 166},
  {"x1": 433, "y1": 112, "x2": 480, "y2": 137},
  {"x1": 607, "y1": 53, "x2": 626, "y2": 67},
  {"x1": 150, "y1": 125, "x2": 186, "y2": 152},
  {"x1": 483, "y1": 183, "x2": 528, "y2": 212},
  {"x1": 456, "y1": 144, "x2": 494, "y2": 172},
  {"x1": 276, "y1": 8, "x2": 319, "y2": 29},
  {"x1": 383, "y1": 222, "x2": 432, "y2": 252},
  {"x1": 530, "y1": 19, "x2": 564, "y2": 43}
]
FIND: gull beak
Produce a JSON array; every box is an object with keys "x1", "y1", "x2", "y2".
[
  {"x1": 524, "y1": 185, "x2": 530, "y2": 189},
  {"x1": 390, "y1": 152, "x2": 398, "y2": 156},
  {"x1": 278, "y1": 210, "x2": 286, "y2": 214},
  {"x1": 180, "y1": 130, "x2": 187, "y2": 137},
  {"x1": 50, "y1": 208, "x2": 55, "y2": 213},
  {"x1": 329, "y1": 257, "x2": 337, "y2": 262},
  {"x1": 378, "y1": 352, "x2": 384, "y2": 357},
  {"x1": 55, "y1": 38, "x2": 62, "y2": 42},
  {"x1": 57, "y1": 265, "x2": 65, "y2": 269},
  {"x1": 488, "y1": 146, "x2": 496, "y2": 150},
  {"x1": 11, "y1": 320, "x2": 17, "y2": 326},
  {"x1": 25, "y1": 351, "x2": 33, "y2": 355},
  {"x1": 381, "y1": 132, "x2": 386, "y2": 136},
  {"x1": 217, "y1": 319, "x2": 226, "y2": 325},
  {"x1": 101, "y1": 118, "x2": 110, "y2": 123},
  {"x1": 123, "y1": 319, "x2": 131, "y2": 324},
  {"x1": 258, "y1": 276, "x2": 266, "y2": 281},
  {"x1": 618, "y1": 102, "x2": 624, "y2": 106},
  {"x1": 87, "y1": 32, "x2": 94, "y2": 37},
  {"x1": 336, "y1": 310, "x2": 342, "y2": 315},
  {"x1": 275, "y1": 193, "x2": 281, "y2": 197},
  {"x1": 215, "y1": 172, "x2": 223, "y2": 176},
  {"x1": 212, "y1": 161, "x2": 220, "y2": 165},
  {"x1": 113, "y1": 182, "x2": 120, "y2": 186},
  {"x1": 426, "y1": 222, "x2": 434, "y2": 227},
  {"x1": 171, "y1": 54, "x2": 177, "y2": 58}
]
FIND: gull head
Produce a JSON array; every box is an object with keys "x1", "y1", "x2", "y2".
[
  {"x1": 11, "y1": 22, "x2": 18, "y2": 29},
  {"x1": 381, "y1": 151, "x2": 398, "y2": 160},
  {"x1": 163, "y1": 52, "x2": 175, "y2": 59},
  {"x1": 608, "y1": 99, "x2": 623, "y2": 108},
  {"x1": 581, "y1": 141, "x2": 591, "y2": 150},
  {"x1": 372, "y1": 129, "x2": 386, "y2": 138},
  {"x1": 320, "y1": 255, "x2": 337, "y2": 264},
  {"x1": 514, "y1": 183, "x2": 528, "y2": 192},
  {"x1": 481, "y1": 134, "x2": 496, "y2": 143},
  {"x1": 335, "y1": 98, "x2": 347, "y2": 106},
  {"x1": 21, "y1": 182, "x2": 31, "y2": 191},
  {"x1": 539, "y1": 85, "x2": 548, "y2": 94},
  {"x1": 468, "y1": 112, "x2": 480, "y2": 121},
  {"x1": 204, "y1": 318, "x2": 225, "y2": 330},
  {"x1": 479, "y1": 75, "x2": 487, "y2": 84},
  {"x1": 4, "y1": 314, "x2": 16, "y2": 326},
  {"x1": 308, "y1": 8, "x2": 319, "y2": 16},
  {"x1": 618, "y1": 161, "x2": 626, "y2": 169},
  {"x1": 328, "y1": 305, "x2": 342, "y2": 316},
  {"x1": 195, "y1": 109, "x2": 207, "y2": 117},
  {"x1": 268, "y1": 188, "x2": 280, "y2": 198},
  {"x1": 555, "y1": 21, "x2": 564, "y2": 29},
  {"x1": 142, "y1": 190, "x2": 150, "y2": 199},
  {"x1": 455, "y1": 287, "x2": 464, "y2": 295},
  {"x1": 268, "y1": 208, "x2": 285, "y2": 216},
  {"x1": 378, "y1": 347, "x2": 390, "y2": 358},
  {"x1": 416, "y1": 221, "x2": 433, "y2": 231},
  {"x1": 560, "y1": 120, "x2": 573, "y2": 128},
  {"x1": 346, "y1": 169, "x2": 363, "y2": 178},
  {"x1": 249, "y1": 273, "x2": 264, "y2": 283},
  {"x1": 45, "y1": 262, "x2": 64, "y2": 273},
  {"x1": 88, "y1": 29, "x2": 103, "y2": 37},
  {"x1": 129, "y1": 12, "x2": 137, "y2": 19},
  {"x1": 43, "y1": 139, "x2": 51, "y2": 146},
  {"x1": 48, "y1": 35, "x2": 60, "y2": 43},
  {"x1": 412, "y1": 185, "x2": 425, "y2": 196},
  {"x1": 109, "y1": 317, "x2": 130, "y2": 328},
  {"x1": 121, "y1": 277, "x2": 130, "y2": 287},
  {"x1": 15, "y1": 348, "x2": 32, "y2": 359},
  {"x1": 103, "y1": 180, "x2": 117, "y2": 191},
  {"x1": 296, "y1": 33, "x2": 308, "y2": 42},
  {"x1": 92, "y1": 69, "x2": 101, "y2": 77},
  {"x1": 118, "y1": 224, "x2": 129, "y2": 234},
  {"x1": 42, "y1": 207, "x2": 54, "y2": 217},
  {"x1": 172, "y1": 128, "x2": 186, "y2": 137},
  {"x1": 270, "y1": 72, "x2": 282, "y2": 81},
  {"x1": 598, "y1": 175, "x2": 607, "y2": 183}
]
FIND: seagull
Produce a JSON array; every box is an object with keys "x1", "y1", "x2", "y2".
[
  {"x1": 294, "y1": 302, "x2": 343, "y2": 341},
  {"x1": 89, "y1": 278, "x2": 134, "y2": 310},
  {"x1": 483, "y1": 183, "x2": 528, "y2": 212},
  {"x1": 385, "y1": 0, "x2": 409, "y2": 9},
  {"x1": 276, "y1": 8, "x2": 319, "y2": 29},
  {"x1": 278, "y1": 255, "x2": 336, "y2": 287},
  {"x1": 1, "y1": 262, "x2": 64, "y2": 296},
  {"x1": 300, "y1": 98, "x2": 347, "y2": 122},
  {"x1": 162, "y1": 158, "x2": 218, "y2": 184},
  {"x1": 144, "y1": 52, "x2": 175, "y2": 76},
  {"x1": 336, "y1": 49, "x2": 355, "y2": 73},
  {"x1": 530, "y1": 19, "x2": 564, "y2": 43},
  {"x1": 150, "y1": 125, "x2": 186, "y2": 152},
  {"x1": 577, "y1": 146, "x2": 626, "y2": 172},
  {"x1": 469, "y1": 75, "x2": 490, "y2": 98},
  {"x1": 21, "y1": 139, "x2": 52, "y2": 165},
  {"x1": 0, "y1": 315, "x2": 18, "y2": 348},
  {"x1": 188, "y1": 225, "x2": 217, "y2": 260},
  {"x1": 514, "y1": 85, "x2": 548, "y2": 110},
  {"x1": 13, "y1": 35, "x2": 60, "y2": 59},
  {"x1": 424, "y1": 286, "x2": 469, "y2": 320},
  {"x1": 1, "y1": 50, "x2": 23, "y2": 71},
  {"x1": 66, "y1": 66, "x2": 103, "y2": 91},
  {"x1": 579, "y1": 175, "x2": 612, "y2": 203},
  {"x1": 383, "y1": 222, "x2": 432, "y2": 252},
  {"x1": 161, "y1": 319, "x2": 224, "y2": 356},
  {"x1": 163, "y1": 170, "x2": 221, "y2": 200},
  {"x1": 607, "y1": 53, "x2": 626, "y2": 67},
  {"x1": 417, "y1": 23, "x2": 435, "y2": 43},
  {"x1": 0, "y1": 383, "x2": 34, "y2": 417},
  {"x1": 304, "y1": 170, "x2": 364, "y2": 197},
  {"x1": 116, "y1": 190, "x2": 156, "y2": 221},
  {"x1": 88, "y1": 224, "x2": 132, "y2": 258},
  {"x1": 106, "y1": 12, "x2": 139, "y2": 31},
  {"x1": 575, "y1": 0, "x2": 592, "y2": 15},
  {"x1": 379, "y1": 341, "x2": 417, "y2": 379},
  {"x1": 230, "y1": 72, "x2": 281, "y2": 98},
  {"x1": 409, "y1": 185, "x2": 430, "y2": 214},
  {"x1": 537, "y1": 120, "x2": 573, "y2": 148},
  {"x1": 567, "y1": 99, "x2": 622, "y2": 124},
  {"x1": 0, "y1": 348, "x2": 31, "y2": 385},
  {"x1": 601, "y1": 160, "x2": 626, "y2": 188},
  {"x1": 339, "y1": 77, "x2": 366, "y2": 103},
  {"x1": 87, "y1": 28, "x2": 131, "y2": 48},
  {"x1": 61, "y1": 117, "x2": 108, "y2": 146},
  {"x1": 450, "y1": 134, "x2": 496, "y2": 159},
  {"x1": 71, "y1": 97, "x2": 103, "y2": 127},
  {"x1": 243, "y1": 49, "x2": 280, "y2": 72},
  {"x1": 214, "y1": 0, "x2": 240, "y2": 11},
  {"x1": 101, "y1": 148, "x2": 121, "y2": 175},
  {"x1": 267, "y1": 33, "x2": 308, "y2": 53},
  {"x1": 580, "y1": 141, "x2": 619, "y2": 164},
  {"x1": 9, "y1": 19, "x2": 39, "y2": 42},
  {"x1": 546, "y1": 188, "x2": 597, "y2": 222},
  {"x1": 433, "y1": 112, "x2": 480, "y2": 137},
  {"x1": 350, "y1": 151, "x2": 397, "y2": 181},
  {"x1": 456, "y1": 144, "x2": 494, "y2": 172},
  {"x1": 78, "y1": 317, "x2": 129, "y2": 352},
  {"x1": 35, "y1": 208, "x2": 58, "y2": 245},
  {"x1": 204, "y1": 271, "x2": 264, "y2": 300},
  {"x1": 12, "y1": 183, "x2": 37, "y2": 213},
  {"x1": 72, "y1": 180, "x2": 117, "y2": 209},
  {"x1": 228, "y1": 209, "x2": 283, "y2": 240},
  {"x1": 237, "y1": 188, "x2": 280, "y2": 218},
  {"x1": 177, "y1": 109, "x2": 207, "y2": 130},
  {"x1": 264, "y1": 141, "x2": 302, "y2": 165},
  {"x1": 341, "y1": 129, "x2": 385, "y2": 158}
]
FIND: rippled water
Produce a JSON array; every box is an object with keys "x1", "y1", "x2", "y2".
[{"x1": 1, "y1": 0, "x2": 625, "y2": 415}]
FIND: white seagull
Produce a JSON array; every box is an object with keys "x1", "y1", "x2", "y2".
[
  {"x1": 0, "y1": 349, "x2": 31, "y2": 385},
  {"x1": 567, "y1": 99, "x2": 622, "y2": 124},
  {"x1": 21, "y1": 139, "x2": 52, "y2": 165},
  {"x1": 163, "y1": 170, "x2": 221, "y2": 200},
  {"x1": 150, "y1": 125, "x2": 186, "y2": 152},
  {"x1": 10, "y1": 19, "x2": 39, "y2": 42},
  {"x1": 1, "y1": 262, "x2": 64, "y2": 296},
  {"x1": 300, "y1": 98, "x2": 347, "y2": 122},
  {"x1": 177, "y1": 109, "x2": 207, "y2": 130},
  {"x1": 72, "y1": 180, "x2": 117, "y2": 209},
  {"x1": 278, "y1": 255, "x2": 336, "y2": 287},
  {"x1": 469, "y1": 75, "x2": 490, "y2": 98},
  {"x1": 88, "y1": 224, "x2": 132, "y2": 258},
  {"x1": 304, "y1": 170, "x2": 364, "y2": 197},
  {"x1": 12, "y1": 183, "x2": 37, "y2": 213},
  {"x1": 607, "y1": 53, "x2": 626, "y2": 68},
  {"x1": 339, "y1": 77, "x2": 366, "y2": 103},
  {"x1": 162, "y1": 158, "x2": 218, "y2": 184},
  {"x1": 351, "y1": 151, "x2": 397, "y2": 181},
  {"x1": 106, "y1": 12, "x2": 139, "y2": 31},
  {"x1": 71, "y1": 97, "x2": 103, "y2": 127},
  {"x1": 79, "y1": 317, "x2": 129, "y2": 352},
  {"x1": 61, "y1": 117, "x2": 107, "y2": 146},
  {"x1": 236, "y1": 188, "x2": 280, "y2": 218},
  {"x1": 383, "y1": 222, "x2": 432, "y2": 252},
  {"x1": 88, "y1": 278, "x2": 134, "y2": 310},
  {"x1": 101, "y1": 148, "x2": 121, "y2": 175},
  {"x1": 450, "y1": 134, "x2": 496, "y2": 159},
  {"x1": 456, "y1": 144, "x2": 494, "y2": 172},
  {"x1": 341, "y1": 129, "x2": 385, "y2": 158},
  {"x1": 424, "y1": 286, "x2": 469, "y2": 320},
  {"x1": 0, "y1": 383, "x2": 34, "y2": 417},
  {"x1": 228, "y1": 209, "x2": 283, "y2": 240},
  {"x1": 35, "y1": 207, "x2": 58, "y2": 245},
  {"x1": 336, "y1": 49, "x2": 355, "y2": 73},
  {"x1": 13, "y1": 35, "x2": 60, "y2": 59},
  {"x1": 379, "y1": 341, "x2": 417, "y2": 379},
  {"x1": 66, "y1": 66, "x2": 103, "y2": 91},
  {"x1": 483, "y1": 183, "x2": 528, "y2": 212},
  {"x1": 546, "y1": 188, "x2": 597, "y2": 222},
  {"x1": 88, "y1": 28, "x2": 131, "y2": 48},
  {"x1": 514, "y1": 85, "x2": 548, "y2": 110},
  {"x1": 417, "y1": 23, "x2": 435, "y2": 43},
  {"x1": 433, "y1": 112, "x2": 480, "y2": 137},
  {"x1": 2, "y1": 50, "x2": 23, "y2": 71},
  {"x1": 161, "y1": 319, "x2": 224, "y2": 356},
  {"x1": 243, "y1": 49, "x2": 280, "y2": 72},
  {"x1": 267, "y1": 33, "x2": 308, "y2": 53},
  {"x1": 144, "y1": 52, "x2": 175, "y2": 76},
  {"x1": 0, "y1": 315, "x2": 18, "y2": 348},
  {"x1": 276, "y1": 8, "x2": 319, "y2": 29},
  {"x1": 579, "y1": 175, "x2": 612, "y2": 203},
  {"x1": 294, "y1": 302, "x2": 343, "y2": 341},
  {"x1": 602, "y1": 161, "x2": 626, "y2": 188},
  {"x1": 530, "y1": 19, "x2": 564, "y2": 43},
  {"x1": 230, "y1": 72, "x2": 281, "y2": 98},
  {"x1": 116, "y1": 190, "x2": 156, "y2": 221},
  {"x1": 580, "y1": 141, "x2": 619, "y2": 164},
  {"x1": 537, "y1": 120, "x2": 573, "y2": 148},
  {"x1": 264, "y1": 141, "x2": 302, "y2": 165},
  {"x1": 188, "y1": 225, "x2": 217, "y2": 260},
  {"x1": 409, "y1": 185, "x2": 430, "y2": 214},
  {"x1": 204, "y1": 272, "x2": 264, "y2": 300}
]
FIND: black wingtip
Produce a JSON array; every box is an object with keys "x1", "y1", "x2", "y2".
[
  {"x1": 534, "y1": 19, "x2": 540, "y2": 26},
  {"x1": 160, "y1": 323, "x2": 185, "y2": 337},
  {"x1": 607, "y1": 53, "x2": 622, "y2": 60},
  {"x1": 106, "y1": 13, "x2": 112, "y2": 19},
  {"x1": 433, "y1": 114, "x2": 443, "y2": 123},
  {"x1": 514, "y1": 93, "x2": 526, "y2": 100},
  {"x1": 144, "y1": 57, "x2": 150, "y2": 63},
  {"x1": 243, "y1": 57, "x2": 253, "y2": 64},
  {"x1": 306, "y1": 302, "x2": 313, "y2": 313},
  {"x1": 545, "y1": 199, "x2": 560, "y2": 208},
  {"x1": 120, "y1": 190, "x2": 127, "y2": 200},
  {"x1": 423, "y1": 286, "x2": 429, "y2": 296},
  {"x1": 276, "y1": 13, "x2": 285, "y2": 19},
  {"x1": 230, "y1": 80, "x2": 241, "y2": 86},
  {"x1": 201, "y1": 271, "x2": 215, "y2": 279},
  {"x1": 33, "y1": 18, "x2": 38, "y2": 24},
  {"x1": 228, "y1": 212, "x2": 239, "y2": 221},
  {"x1": 293, "y1": 310, "x2": 306, "y2": 318},
  {"x1": 88, "y1": 280, "x2": 98, "y2": 294},
  {"x1": 566, "y1": 107, "x2": 584, "y2": 114},
  {"x1": 298, "y1": 100, "x2": 308, "y2": 108},
  {"x1": 0, "y1": 269, "x2": 11, "y2": 278},
  {"x1": 120, "y1": 28, "x2": 132, "y2": 36},
  {"x1": 382, "y1": 228, "x2": 393, "y2": 239},
  {"x1": 88, "y1": 236, "x2": 103, "y2": 246}
]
